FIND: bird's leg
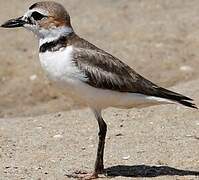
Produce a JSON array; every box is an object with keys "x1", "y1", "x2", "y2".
[
  {"x1": 72, "y1": 109, "x2": 107, "y2": 180},
  {"x1": 93, "y1": 109, "x2": 107, "y2": 176}
]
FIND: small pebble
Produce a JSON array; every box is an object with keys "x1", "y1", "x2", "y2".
[
  {"x1": 30, "y1": 74, "x2": 37, "y2": 81},
  {"x1": 57, "y1": 113, "x2": 62, "y2": 117},
  {"x1": 180, "y1": 65, "x2": 193, "y2": 72},
  {"x1": 106, "y1": 136, "x2": 111, "y2": 140},
  {"x1": 115, "y1": 133, "x2": 123, "y2": 137},
  {"x1": 157, "y1": 160, "x2": 165, "y2": 165},
  {"x1": 137, "y1": 150, "x2": 145, "y2": 154},
  {"x1": 53, "y1": 134, "x2": 63, "y2": 139},
  {"x1": 90, "y1": 144, "x2": 94, "y2": 148},
  {"x1": 122, "y1": 155, "x2": 130, "y2": 160},
  {"x1": 55, "y1": 113, "x2": 62, "y2": 117},
  {"x1": 185, "y1": 134, "x2": 193, "y2": 137}
]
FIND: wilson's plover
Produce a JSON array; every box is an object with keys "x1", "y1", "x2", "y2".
[{"x1": 1, "y1": 1, "x2": 197, "y2": 179}]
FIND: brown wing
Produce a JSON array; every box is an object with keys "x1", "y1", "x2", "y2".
[{"x1": 71, "y1": 36, "x2": 196, "y2": 108}]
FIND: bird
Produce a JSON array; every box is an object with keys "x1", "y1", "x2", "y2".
[{"x1": 1, "y1": 1, "x2": 197, "y2": 179}]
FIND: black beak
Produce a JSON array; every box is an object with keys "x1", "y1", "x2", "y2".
[{"x1": 1, "y1": 16, "x2": 26, "y2": 28}]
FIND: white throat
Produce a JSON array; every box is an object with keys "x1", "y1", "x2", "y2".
[{"x1": 39, "y1": 26, "x2": 73, "y2": 46}]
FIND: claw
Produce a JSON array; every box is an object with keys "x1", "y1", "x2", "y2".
[{"x1": 65, "y1": 170, "x2": 99, "y2": 179}]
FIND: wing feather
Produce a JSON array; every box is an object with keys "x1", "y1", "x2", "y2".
[
  {"x1": 73, "y1": 47, "x2": 157, "y2": 94},
  {"x1": 71, "y1": 37, "x2": 196, "y2": 109}
]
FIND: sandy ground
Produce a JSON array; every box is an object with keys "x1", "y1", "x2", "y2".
[{"x1": 0, "y1": 0, "x2": 199, "y2": 179}]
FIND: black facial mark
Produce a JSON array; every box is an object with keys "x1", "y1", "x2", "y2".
[
  {"x1": 31, "y1": 11, "x2": 46, "y2": 21},
  {"x1": 29, "y1": 3, "x2": 38, "y2": 10},
  {"x1": 27, "y1": 17, "x2": 32, "y2": 24}
]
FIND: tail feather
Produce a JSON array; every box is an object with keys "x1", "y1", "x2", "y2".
[
  {"x1": 155, "y1": 87, "x2": 197, "y2": 109},
  {"x1": 179, "y1": 100, "x2": 198, "y2": 109}
]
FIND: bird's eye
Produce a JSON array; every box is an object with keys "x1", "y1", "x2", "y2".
[{"x1": 31, "y1": 11, "x2": 46, "y2": 21}]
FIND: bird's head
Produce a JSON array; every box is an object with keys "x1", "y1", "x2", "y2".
[{"x1": 1, "y1": 1, "x2": 73, "y2": 40}]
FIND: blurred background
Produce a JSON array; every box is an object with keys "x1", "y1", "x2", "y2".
[{"x1": 0, "y1": 0, "x2": 199, "y2": 118}]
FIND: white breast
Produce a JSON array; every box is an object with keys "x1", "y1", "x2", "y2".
[{"x1": 39, "y1": 46, "x2": 86, "y2": 84}]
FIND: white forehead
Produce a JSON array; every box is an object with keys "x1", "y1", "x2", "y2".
[{"x1": 24, "y1": 8, "x2": 49, "y2": 17}]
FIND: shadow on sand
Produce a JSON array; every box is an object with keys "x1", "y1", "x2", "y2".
[{"x1": 105, "y1": 165, "x2": 199, "y2": 178}]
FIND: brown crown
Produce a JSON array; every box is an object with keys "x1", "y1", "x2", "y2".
[{"x1": 29, "y1": 1, "x2": 71, "y2": 27}]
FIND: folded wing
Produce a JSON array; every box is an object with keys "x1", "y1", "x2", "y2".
[{"x1": 72, "y1": 43, "x2": 197, "y2": 109}]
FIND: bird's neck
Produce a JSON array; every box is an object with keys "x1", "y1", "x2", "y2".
[
  {"x1": 39, "y1": 28, "x2": 77, "y2": 53},
  {"x1": 39, "y1": 26, "x2": 74, "y2": 46}
]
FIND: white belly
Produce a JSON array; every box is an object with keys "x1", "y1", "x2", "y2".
[{"x1": 39, "y1": 46, "x2": 173, "y2": 109}]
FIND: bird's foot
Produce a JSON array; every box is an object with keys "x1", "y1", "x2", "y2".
[
  {"x1": 77, "y1": 172, "x2": 98, "y2": 180},
  {"x1": 66, "y1": 170, "x2": 99, "y2": 179}
]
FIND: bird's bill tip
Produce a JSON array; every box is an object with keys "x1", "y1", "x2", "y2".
[{"x1": 1, "y1": 16, "x2": 26, "y2": 28}]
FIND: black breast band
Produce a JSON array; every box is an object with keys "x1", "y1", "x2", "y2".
[{"x1": 39, "y1": 36, "x2": 68, "y2": 53}]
